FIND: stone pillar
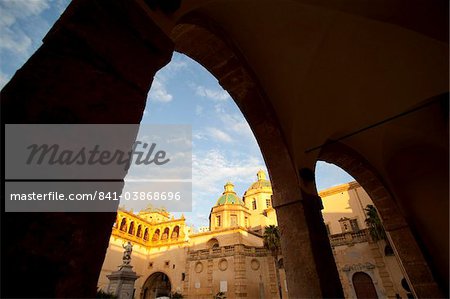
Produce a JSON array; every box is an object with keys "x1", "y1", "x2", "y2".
[
  {"x1": 234, "y1": 251, "x2": 247, "y2": 298},
  {"x1": 387, "y1": 226, "x2": 443, "y2": 298},
  {"x1": 275, "y1": 192, "x2": 344, "y2": 298},
  {"x1": 0, "y1": 0, "x2": 174, "y2": 297},
  {"x1": 107, "y1": 265, "x2": 140, "y2": 299}
]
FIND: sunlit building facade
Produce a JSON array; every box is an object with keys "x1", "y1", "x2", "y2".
[{"x1": 98, "y1": 172, "x2": 409, "y2": 299}]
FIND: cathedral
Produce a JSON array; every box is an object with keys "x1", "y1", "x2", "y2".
[{"x1": 98, "y1": 171, "x2": 408, "y2": 299}]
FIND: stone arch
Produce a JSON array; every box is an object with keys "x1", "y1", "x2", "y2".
[
  {"x1": 171, "y1": 17, "x2": 300, "y2": 208},
  {"x1": 207, "y1": 238, "x2": 220, "y2": 249},
  {"x1": 318, "y1": 141, "x2": 441, "y2": 297},
  {"x1": 119, "y1": 218, "x2": 127, "y2": 232},
  {"x1": 161, "y1": 227, "x2": 170, "y2": 240},
  {"x1": 171, "y1": 225, "x2": 179, "y2": 239},
  {"x1": 152, "y1": 229, "x2": 160, "y2": 241},
  {"x1": 143, "y1": 228, "x2": 149, "y2": 241},
  {"x1": 170, "y1": 19, "x2": 341, "y2": 297},
  {"x1": 136, "y1": 224, "x2": 142, "y2": 238},
  {"x1": 128, "y1": 221, "x2": 135, "y2": 235},
  {"x1": 352, "y1": 272, "x2": 378, "y2": 299},
  {"x1": 141, "y1": 271, "x2": 171, "y2": 299}
]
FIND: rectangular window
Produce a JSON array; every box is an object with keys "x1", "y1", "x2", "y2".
[
  {"x1": 220, "y1": 281, "x2": 228, "y2": 292},
  {"x1": 350, "y1": 219, "x2": 360, "y2": 232},
  {"x1": 266, "y1": 198, "x2": 271, "y2": 208},
  {"x1": 216, "y1": 215, "x2": 221, "y2": 227},
  {"x1": 230, "y1": 215, "x2": 237, "y2": 226},
  {"x1": 245, "y1": 217, "x2": 248, "y2": 227},
  {"x1": 252, "y1": 200, "x2": 257, "y2": 210}
]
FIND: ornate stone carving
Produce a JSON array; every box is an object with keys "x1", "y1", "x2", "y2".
[
  {"x1": 251, "y1": 259, "x2": 260, "y2": 270},
  {"x1": 195, "y1": 261, "x2": 204, "y2": 273},
  {"x1": 218, "y1": 259, "x2": 228, "y2": 271}
]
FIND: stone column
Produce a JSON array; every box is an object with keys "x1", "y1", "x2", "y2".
[
  {"x1": 275, "y1": 190, "x2": 344, "y2": 298},
  {"x1": 386, "y1": 225, "x2": 442, "y2": 298},
  {"x1": 1, "y1": 0, "x2": 174, "y2": 297}
]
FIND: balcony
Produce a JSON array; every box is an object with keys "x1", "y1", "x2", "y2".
[{"x1": 329, "y1": 229, "x2": 370, "y2": 247}]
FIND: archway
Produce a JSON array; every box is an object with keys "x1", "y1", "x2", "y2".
[
  {"x1": 318, "y1": 141, "x2": 442, "y2": 297},
  {"x1": 0, "y1": 0, "x2": 446, "y2": 298},
  {"x1": 352, "y1": 272, "x2": 378, "y2": 299},
  {"x1": 207, "y1": 238, "x2": 219, "y2": 249},
  {"x1": 141, "y1": 272, "x2": 171, "y2": 299},
  {"x1": 172, "y1": 20, "x2": 341, "y2": 298}
]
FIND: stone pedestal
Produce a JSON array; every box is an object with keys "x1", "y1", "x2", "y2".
[{"x1": 107, "y1": 265, "x2": 140, "y2": 299}]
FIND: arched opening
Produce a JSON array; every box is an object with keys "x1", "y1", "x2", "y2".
[
  {"x1": 317, "y1": 142, "x2": 440, "y2": 297},
  {"x1": 128, "y1": 222, "x2": 135, "y2": 235},
  {"x1": 352, "y1": 272, "x2": 378, "y2": 299},
  {"x1": 207, "y1": 238, "x2": 220, "y2": 249},
  {"x1": 171, "y1": 226, "x2": 179, "y2": 239},
  {"x1": 152, "y1": 229, "x2": 160, "y2": 241},
  {"x1": 119, "y1": 218, "x2": 127, "y2": 232},
  {"x1": 161, "y1": 228, "x2": 170, "y2": 240},
  {"x1": 141, "y1": 272, "x2": 171, "y2": 299},
  {"x1": 143, "y1": 228, "x2": 149, "y2": 241},
  {"x1": 1, "y1": 1, "x2": 446, "y2": 298},
  {"x1": 136, "y1": 225, "x2": 142, "y2": 238}
]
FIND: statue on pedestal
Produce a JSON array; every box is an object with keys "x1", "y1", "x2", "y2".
[{"x1": 122, "y1": 241, "x2": 133, "y2": 265}]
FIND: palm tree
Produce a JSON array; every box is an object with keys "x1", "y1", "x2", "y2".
[
  {"x1": 364, "y1": 204, "x2": 386, "y2": 241},
  {"x1": 263, "y1": 225, "x2": 283, "y2": 299}
]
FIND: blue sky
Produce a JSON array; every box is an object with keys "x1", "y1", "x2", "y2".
[{"x1": 0, "y1": 0, "x2": 354, "y2": 229}]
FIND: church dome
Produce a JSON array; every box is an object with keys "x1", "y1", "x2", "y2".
[
  {"x1": 216, "y1": 182, "x2": 245, "y2": 206},
  {"x1": 247, "y1": 170, "x2": 272, "y2": 191}
]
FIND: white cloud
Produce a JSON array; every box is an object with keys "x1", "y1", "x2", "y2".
[
  {"x1": 166, "y1": 60, "x2": 187, "y2": 73},
  {"x1": 0, "y1": 0, "x2": 50, "y2": 55},
  {"x1": 0, "y1": 26, "x2": 32, "y2": 53},
  {"x1": 193, "y1": 131, "x2": 207, "y2": 140},
  {"x1": 205, "y1": 127, "x2": 233, "y2": 143},
  {"x1": 192, "y1": 149, "x2": 264, "y2": 196},
  {"x1": 195, "y1": 105, "x2": 203, "y2": 115},
  {"x1": 195, "y1": 85, "x2": 230, "y2": 101},
  {"x1": 0, "y1": 0, "x2": 50, "y2": 27},
  {"x1": 147, "y1": 77, "x2": 173, "y2": 103},
  {"x1": 219, "y1": 113, "x2": 253, "y2": 137}
]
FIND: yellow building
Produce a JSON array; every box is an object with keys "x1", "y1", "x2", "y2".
[
  {"x1": 98, "y1": 173, "x2": 408, "y2": 299},
  {"x1": 98, "y1": 170, "x2": 284, "y2": 299},
  {"x1": 320, "y1": 182, "x2": 412, "y2": 299}
]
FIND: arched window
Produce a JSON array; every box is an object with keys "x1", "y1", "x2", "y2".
[
  {"x1": 207, "y1": 238, "x2": 219, "y2": 249},
  {"x1": 162, "y1": 227, "x2": 170, "y2": 240},
  {"x1": 128, "y1": 221, "x2": 135, "y2": 235},
  {"x1": 143, "y1": 228, "x2": 149, "y2": 241},
  {"x1": 352, "y1": 272, "x2": 378, "y2": 299},
  {"x1": 171, "y1": 226, "x2": 180, "y2": 239},
  {"x1": 136, "y1": 225, "x2": 142, "y2": 238},
  {"x1": 152, "y1": 229, "x2": 160, "y2": 241},
  {"x1": 119, "y1": 218, "x2": 127, "y2": 232}
]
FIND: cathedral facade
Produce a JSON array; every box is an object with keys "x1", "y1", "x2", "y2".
[{"x1": 98, "y1": 171, "x2": 408, "y2": 299}]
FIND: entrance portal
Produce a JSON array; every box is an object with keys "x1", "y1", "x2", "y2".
[
  {"x1": 352, "y1": 272, "x2": 378, "y2": 299},
  {"x1": 142, "y1": 272, "x2": 171, "y2": 299}
]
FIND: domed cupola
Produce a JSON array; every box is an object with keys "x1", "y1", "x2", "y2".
[
  {"x1": 216, "y1": 182, "x2": 245, "y2": 206},
  {"x1": 247, "y1": 170, "x2": 272, "y2": 192}
]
